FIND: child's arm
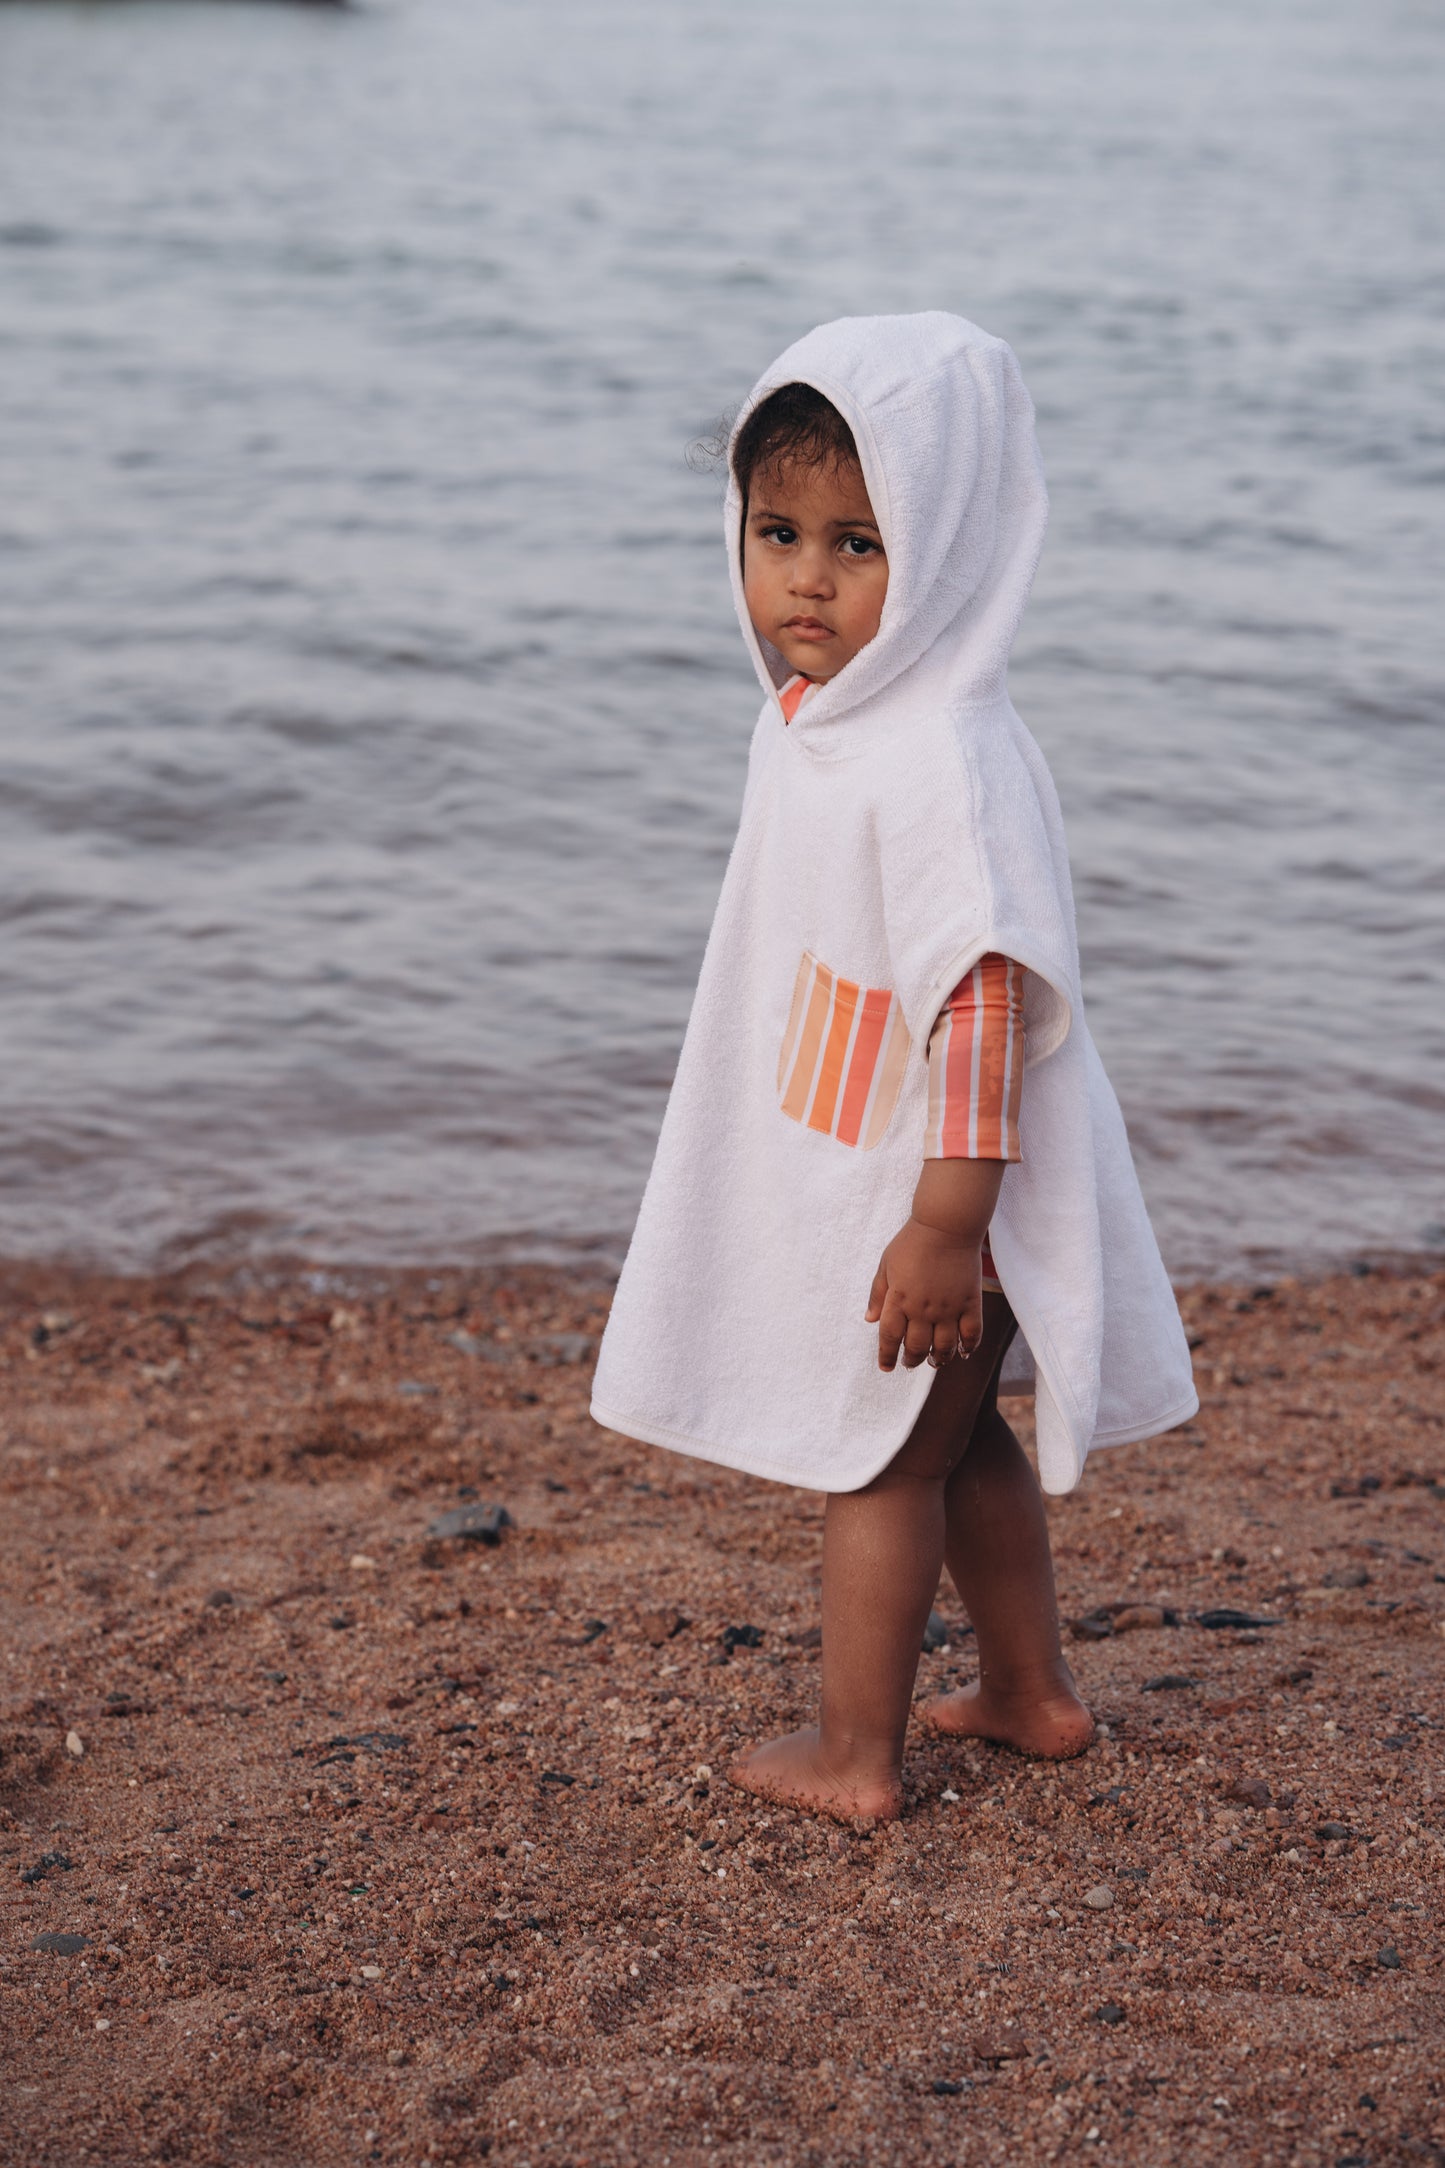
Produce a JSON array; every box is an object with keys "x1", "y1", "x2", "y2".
[
  {"x1": 866, "y1": 955, "x2": 1024, "y2": 1371},
  {"x1": 865, "y1": 1159, "x2": 1004, "y2": 1371}
]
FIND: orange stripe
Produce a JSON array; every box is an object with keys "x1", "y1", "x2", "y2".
[
  {"x1": 923, "y1": 1005, "x2": 949, "y2": 1155},
  {"x1": 780, "y1": 959, "x2": 832, "y2": 1121},
  {"x1": 863, "y1": 1003, "x2": 911, "y2": 1148},
  {"x1": 835, "y1": 987, "x2": 891, "y2": 1146},
  {"x1": 1002, "y1": 959, "x2": 1023, "y2": 1157},
  {"x1": 777, "y1": 952, "x2": 813, "y2": 1091},
  {"x1": 973, "y1": 955, "x2": 1013, "y2": 1160},
  {"x1": 806, "y1": 974, "x2": 860, "y2": 1135}
]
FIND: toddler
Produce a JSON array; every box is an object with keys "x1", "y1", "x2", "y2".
[{"x1": 591, "y1": 314, "x2": 1198, "y2": 1818}]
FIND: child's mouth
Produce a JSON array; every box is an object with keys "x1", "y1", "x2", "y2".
[{"x1": 784, "y1": 617, "x2": 833, "y2": 641}]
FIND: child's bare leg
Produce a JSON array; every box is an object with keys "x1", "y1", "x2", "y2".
[
  {"x1": 919, "y1": 1407, "x2": 1093, "y2": 1757},
  {"x1": 729, "y1": 1299, "x2": 1018, "y2": 1821}
]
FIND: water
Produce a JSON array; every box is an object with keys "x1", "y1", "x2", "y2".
[{"x1": 1, "y1": 0, "x2": 1442, "y2": 1281}]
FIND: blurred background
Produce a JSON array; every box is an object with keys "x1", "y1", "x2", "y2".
[{"x1": 1, "y1": 0, "x2": 1441, "y2": 1281}]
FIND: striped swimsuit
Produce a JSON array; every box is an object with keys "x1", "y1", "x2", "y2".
[{"x1": 780, "y1": 675, "x2": 1023, "y2": 1289}]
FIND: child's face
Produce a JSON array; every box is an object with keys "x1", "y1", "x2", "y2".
[{"x1": 742, "y1": 455, "x2": 888, "y2": 684}]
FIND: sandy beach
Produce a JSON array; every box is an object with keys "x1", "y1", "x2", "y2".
[{"x1": 2, "y1": 1257, "x2": 1441, "y2": 2165}]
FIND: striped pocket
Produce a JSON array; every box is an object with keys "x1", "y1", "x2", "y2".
[{"x1": 776, "y1": 952, "x2": 912, "y2": 1150}]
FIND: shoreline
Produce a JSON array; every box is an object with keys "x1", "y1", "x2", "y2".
[{"x1": 2, "y1": 1256, "x2": 1442, "y2": 2163}]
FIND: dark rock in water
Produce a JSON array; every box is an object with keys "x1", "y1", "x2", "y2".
[
  {"x1": 921, "y1": 1610, "x2": 950, "y2": 1653},
  {"x1": 1142, "y1": 1674, "x2": 1199, "y2": 1692},
  {"x1": 721, "y1": 1624, "x2": 763, "y2": 1650},
  {"x1": 1094, "y1": 2003, "x2": 1127, "y2": 2026},
  {"x1": 1194, "y1": 1608, "x2": 1281, "y2": 1630},
  {"x1": 32, "y1": 1932, "x2": 88, "y2": 1955},
  {"x1": 427, "y1": 1502, "x2": 513, "y2": 1544}
]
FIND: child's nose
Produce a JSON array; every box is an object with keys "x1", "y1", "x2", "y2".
[{"x1": 790, "y1": 546, "x2": 835, "y2": 598}]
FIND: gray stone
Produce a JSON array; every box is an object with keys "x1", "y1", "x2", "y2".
[
  {"x1": 531, "y1": 1333, "x2": 594, "y2": 1366},
  {"x1": 427, "y1": 1502, "x2": 513, "y2": 1544}
]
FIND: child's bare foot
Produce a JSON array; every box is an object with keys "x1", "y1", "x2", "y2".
[
  {"x1": 728, "y1": 1727, "x2": 903, "y2": 1822},
  {"x1": 918, "y1": 1679, "x2": 1095, "y2": 1760}
]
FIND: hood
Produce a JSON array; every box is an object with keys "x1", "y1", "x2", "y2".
[{"x1": 725, "y1": 312, "x2": 1049, "y2": 749}]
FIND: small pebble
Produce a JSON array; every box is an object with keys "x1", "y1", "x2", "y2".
[
  {"x1": 65, "y1": 1730, "x2": 84, "y2": 1758},
  {"x1": 973, "y1": 2029, "x2": 1030, "y2": 2064},
  {"x1": 427, "y1": 1502, "x2": 513, "y2": 1544},
  {"x1": 1082, "y1": 1885, "x2": 1114, "y2": 1910}
]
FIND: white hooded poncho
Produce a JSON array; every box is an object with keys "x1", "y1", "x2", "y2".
[{"x1": 591, "y1": 312, "x2": 1198, "y2": 1495}]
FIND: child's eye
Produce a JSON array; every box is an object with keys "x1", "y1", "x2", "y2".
[
  {"x1": 760, "y1": 523, "x2": 796, "y2": 546},
  {"x1": 841, "y1": 534, "x2": 881, "y2": 558}
]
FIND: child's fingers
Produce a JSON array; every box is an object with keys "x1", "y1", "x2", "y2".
[
  {"x1": 928, "y1": 1320, "x2": 960, "y2": 1367},
  {"x1": 898, "y1": 1315, "x2": 935, "y2": 1370},
  {"x1": 864, "y1": 1258, "x2": 889, "y2": 1322},
  {"x1": 958, "y1": 1293, "x2": 985, "y2": 1360},
  {"x1": 876, "y1": 1292, "x2": 909, "y2": 1370}
]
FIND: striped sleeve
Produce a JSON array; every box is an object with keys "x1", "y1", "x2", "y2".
[{"x1": 923, "y1": 954, "x2": 1026, "y2": 1161}]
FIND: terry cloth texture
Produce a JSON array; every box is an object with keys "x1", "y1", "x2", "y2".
[{"x1": 592, "y1": 311, "x2": 1198, "y2": 1494}]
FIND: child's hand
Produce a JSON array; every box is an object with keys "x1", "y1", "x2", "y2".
[
  {"x1": 865, "y1": 1218, "x2": 983, "y2": 1371},
  {"x1": 865, "y1": 1158, "x2": 1006, "y2": 1373}
]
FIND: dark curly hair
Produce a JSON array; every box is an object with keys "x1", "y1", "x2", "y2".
[{"x1": 691, "y1": 382, "x2": 860, "y2": 504}]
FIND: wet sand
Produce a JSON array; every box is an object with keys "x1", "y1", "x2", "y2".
[{"x1": 1, "y1": 1258, "x2": 1442, "y2": 2166}]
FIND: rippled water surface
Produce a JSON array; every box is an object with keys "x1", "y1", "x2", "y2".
[{"x1": 2, "y1": 0, "x2": 1442, "y2": 1278}]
